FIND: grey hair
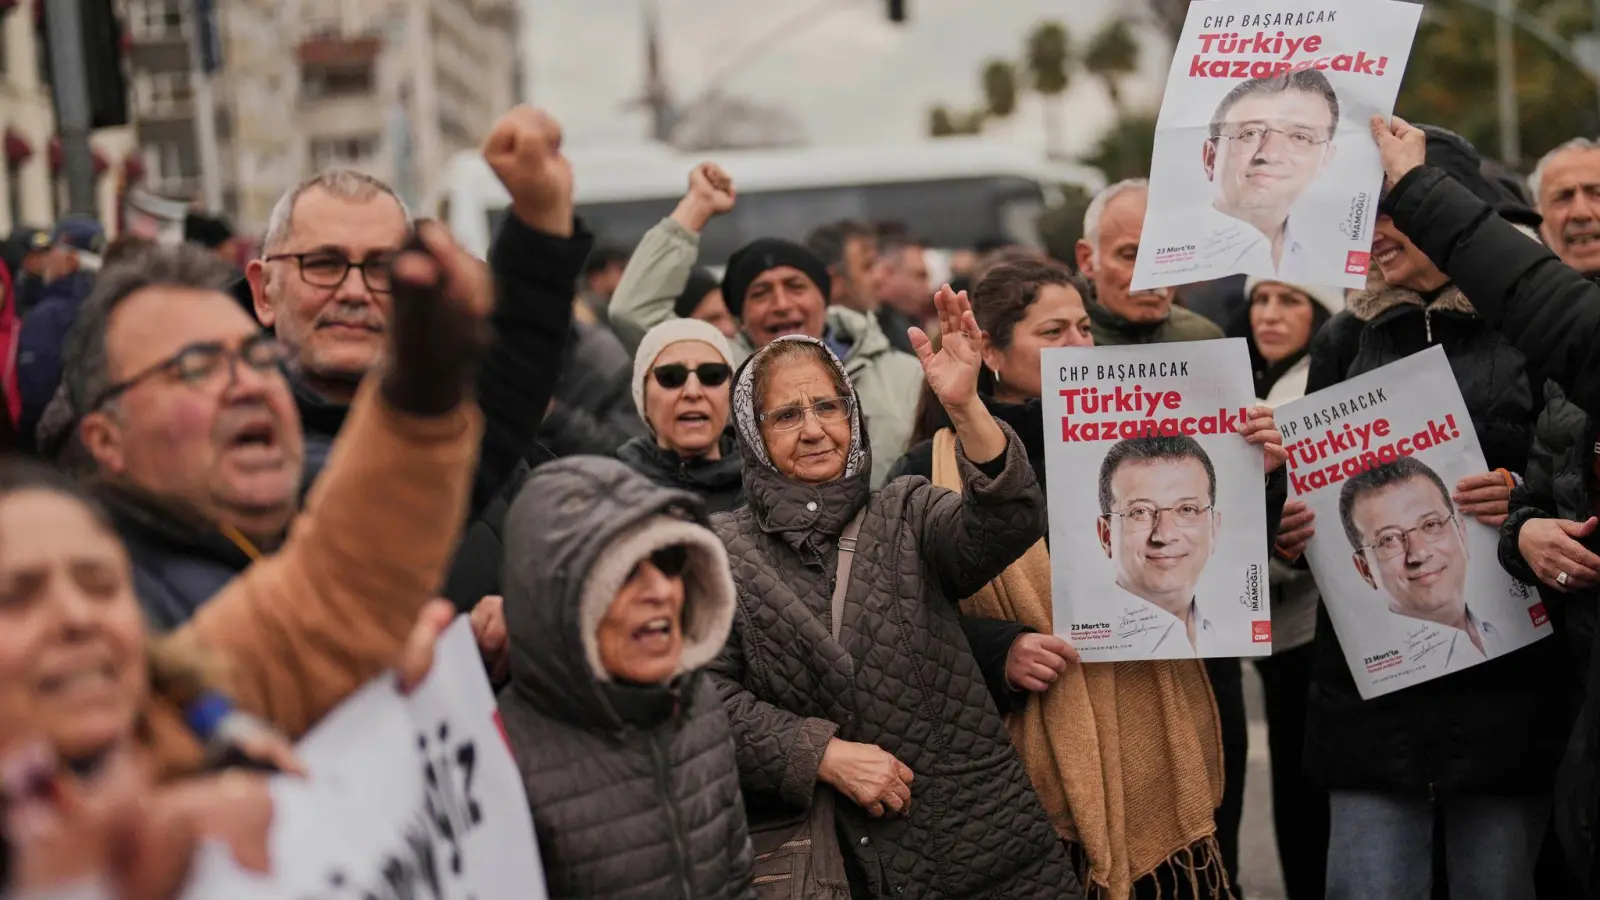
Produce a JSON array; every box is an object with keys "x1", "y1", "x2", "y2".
[
  {"x1": 1082, "y1": 178, "x2": 1149, "y2": 265},
  {"x1": 1528, "y1": 137, "x2": 1600, "y2": 204},
  {"x1": 261, "y1": 168, "x2": 412, "y2": 254},
  {"x1": 62, "y1": 244, "x2": 241, "y2": 421}
]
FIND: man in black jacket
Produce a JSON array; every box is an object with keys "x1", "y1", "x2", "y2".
[
  {"x1": 1368, "y1": 114, "x2": 1600, "y2": 895},
  {"x1": 65, "y1": 106, "x2": 590, "y2": 626}
]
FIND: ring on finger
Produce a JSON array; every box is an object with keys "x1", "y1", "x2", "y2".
[{"x1": 1558, "y1": 571, "x2": 1570, "y2": 586}]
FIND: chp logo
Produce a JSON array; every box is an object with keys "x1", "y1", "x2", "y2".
[
  {"x1": 1529, "y1": 602, "x2": 1549, "y2": 628},
  {"x1": 1251, "y1": 620, "x2": 1272, "y2": 643},
  {"x1": 1345, "y1": 251, "x2": 1370, "y2": 276}
]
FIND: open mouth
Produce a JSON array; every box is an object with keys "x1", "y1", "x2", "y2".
[
  {"x1": 1372, "y1": 240, "x2": 1403, "y2": 265},
  {"x1": 39, "y1": 662, "x2": 117, "y2": 697},
  {"x1": 676, "y1": 411, "x2": 712, "y2": 425},
  {"x1": 763, "y1": 320, "x2": 805, "y2": 336},
  {"x1": 633, "y1": 617, "x2": 675, "y2": 645},
  {"x1": 1566, "y1": 231, "x2": 1600, "y2": 249}
]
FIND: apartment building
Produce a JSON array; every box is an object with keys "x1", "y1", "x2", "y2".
[
  {"x1": 0, "y1": 0, "x2": 139, "y2": 234},
  {"x1": 218, "y1": 0, "x2": 520, "y2": 233}
]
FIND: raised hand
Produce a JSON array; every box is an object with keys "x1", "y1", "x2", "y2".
[
  {"x1": 483, "y1": 106, "x2": 574, "y2": 237},
  {"x1": 1369, "y1": 114, "x2": 1426, "y2": 188},
  {"x1": 909, "y1": 284, "x2": 984, "y2": 412},
  {"x1": 383, "y1": 226, "x2": 496, "y2": 415},
  {"x1": 672, "y1": 162, "x2": 736, "y2": 233}
]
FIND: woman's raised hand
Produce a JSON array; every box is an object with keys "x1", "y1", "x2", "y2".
[{"x1": 909, "y1": 284, "x2": 984, "y2": 414}]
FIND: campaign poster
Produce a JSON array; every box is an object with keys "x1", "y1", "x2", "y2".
[
  {"x1": 1041, "y1": 339, "x2": 1270, "y2": 661},
  {"x1": 1130, "y1": 0, "x2": 1421, "y2": 292},
  {"x1": 1278, "y1": 347, "x2": 1552, "y2": 699},
  {"x1": 181, "y1": 619, "x2": 549, "y2": 899}
]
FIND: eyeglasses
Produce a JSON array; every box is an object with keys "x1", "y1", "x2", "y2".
[
  {"x1": 262, "y1": 250, "x2": 395, "y2": 293},
  {"x1": 1213, "y1": 126, "x2": 1332, "y2": 154},
  {"x1": 1360, "y1": 515, "x2": 1457, "y2": 561},
  {"x1": 651, "y1": 362, "x2": 732, "y2": 390},
  {"x1": 1103, "y1": 503, "x2": 1214, "y2": 531},
  {"x1": 631, "y1": 545, "x2": 689, "y2": 580},
  {"x1": 759, "y1": 396, "x2": 853, "y2": 433},
  {"x1": 90, "y1": 335, "x2": 294, "y2": 411}
]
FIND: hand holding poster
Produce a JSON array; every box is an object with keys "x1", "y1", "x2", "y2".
[
  {"x1": 1131, "y1": 0, "x2": 1421, "y2": 292},
  {"x1": 1041, "y1": 339, "x2": 1270, "y2": 661},
  {"x1": 1277, "y1": 347, "x2": 1552, "y2": 698},
  {"x1": 181, "y1": 618, "x2": 548, "y2": 899}
]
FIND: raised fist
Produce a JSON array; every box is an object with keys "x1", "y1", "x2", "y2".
[
  {"x1": 688, "y1": 162, "x2": 736, "y2": 213},
  {"x1": 483, "y1": 106, "x2": 574, "y2": 236}
]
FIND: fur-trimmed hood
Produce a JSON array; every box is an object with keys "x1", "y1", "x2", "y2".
[
  {"x1": 1346, "y1": 280, "x2": 1477, "y2": 323},
  {"x1": 499, "y1": 455, "x2": 736, "y2": 730}
]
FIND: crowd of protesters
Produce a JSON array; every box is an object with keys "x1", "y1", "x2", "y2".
[{"x1": 9, "y1": 88, "x2": 1600, "y2": 900}]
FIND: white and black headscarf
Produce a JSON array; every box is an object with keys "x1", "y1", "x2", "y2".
[{"x1": 730, "y1": 335, "x2": 868, "y2": 482}]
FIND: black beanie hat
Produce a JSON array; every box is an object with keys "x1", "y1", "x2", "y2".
[
  {"x1": 1402, "y1": 125, "x2": 1543, "y2": 230},
  {"x1": 720, "y1": 238, "x2": 831, "y2": 318},
  {"x1": 674, "y1": 267, "x2": 721, "y2": 319}
]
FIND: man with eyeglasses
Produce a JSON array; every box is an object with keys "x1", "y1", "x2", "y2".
[
  {"x1": 58, "y1": 106, "x2": 591, "y2": 627},
  {"x1": 1339, "y1": 456, "x2": 1499, "y2": 670},
  {"x1": 1095, "y1": 434, "x2": 1223, "y2": 658},
  {"x1": 1199, "y1": 69, "x2": 1340, "y2": 280}
]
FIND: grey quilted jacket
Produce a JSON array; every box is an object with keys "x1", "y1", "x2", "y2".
[
  {"x1": 498, "y1": 456, "x2": 754, "y2": 900},
  {"x1": 708, "y1": 336, "x2": 1081, "y2": 899}
]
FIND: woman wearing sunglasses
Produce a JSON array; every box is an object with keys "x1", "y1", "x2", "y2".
[
  {"x1": 497, "y1": 456, "x2": 751, "y2": 899},
  {"x1": 619, "y1": 319, "x2": 745, "y2": 513},
  {"x1": 706, "y1": 287, "x2": 1078, "y2": 899}
]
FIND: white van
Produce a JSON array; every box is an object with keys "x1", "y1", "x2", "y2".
[{"x1": 435, "y1": 137, "x2": 1106, "y2": 263}]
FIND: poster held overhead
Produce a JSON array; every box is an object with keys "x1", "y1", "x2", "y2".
[
  {"x1": 1277, "y1": 347, "x2": 1552, "y2": 699},
  {"x1": 1131, "y1": 0, "x2": 1422, "y2": 292},
  {"x1": 1041, "y1": 338, "x2": 1271, "y2": 661}
]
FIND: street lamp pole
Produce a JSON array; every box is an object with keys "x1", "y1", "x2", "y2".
[{"x1": 1496, "y1": 0, "x2": 1520, "y2": 166}]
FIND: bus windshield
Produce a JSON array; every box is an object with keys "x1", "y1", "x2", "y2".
[{"x1": 487, "y1": 175, "x2": 1047, "y2": 263}]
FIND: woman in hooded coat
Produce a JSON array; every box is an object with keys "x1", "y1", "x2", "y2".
[
  {"x1": 497, "y1": 456, "x2": 752, "y2": 900},
  {"x1": 706, "y1": 286, "x2": 1079, "y2": 899}
]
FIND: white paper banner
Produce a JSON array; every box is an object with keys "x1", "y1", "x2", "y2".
[
  {"x1": 1131, "y1": 0, "x2": 1421, "y2": 292},
  {"x1": 1041, "y1": 338, "x2": 1270, "y2": 661},
  {"x1": 181, "y1": 618, "x2": 547, "y2": 898},
  {"x1": 1278, "y1": 347, "x2": 1552, "y2": 698}
]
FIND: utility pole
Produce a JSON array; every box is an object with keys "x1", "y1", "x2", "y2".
[
  {"x1": 189, "y1": 0, "x2": 224, "y2": 212},
  {"x1": 44, "y1": 0, "x2": 98, "y2": 217},
  {"x1": 1495, "y1": 0, "x2": 1521, "y2": 167}
]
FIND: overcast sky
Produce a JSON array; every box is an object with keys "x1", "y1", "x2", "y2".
[{"x1": 521, "y1": 0, "x2": 1174, "y2": 156}]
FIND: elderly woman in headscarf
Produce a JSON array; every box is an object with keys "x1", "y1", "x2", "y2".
[{"x1": 707, "y1": 285, "x2": 1079, "y2": 899}]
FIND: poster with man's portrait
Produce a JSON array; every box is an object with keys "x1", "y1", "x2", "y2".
[
  {"x1": 1041, "y1": 339, "x2": 1270, "y2": 662},
  {"x1": 1130, "y1": 0, "x2": 1421, "y2": 292},
  {"x1": 1278, "y1": 348, "x2": 1552, "y2": 699}
]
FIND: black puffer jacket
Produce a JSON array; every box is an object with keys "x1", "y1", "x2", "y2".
[
  {"x1": 707, "y1": 336, "x2": 1078, "y2": 900},
  {"x1": 498, "y1": 456, "x2": 753, "y2": 900},
  {"x1": 1377, "y1": 157, "x2": 1600, "y2": 886},
  {"x1": 617, "y1": 430, "x2": 746, "y2": 514},
  {"x1": 1302, "y1": 281, "x2": 1565, "y2": 796}
]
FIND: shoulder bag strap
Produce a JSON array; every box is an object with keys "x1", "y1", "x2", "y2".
[{"x1": 831, "y1": 508, "x2": 866, "y2": 641}]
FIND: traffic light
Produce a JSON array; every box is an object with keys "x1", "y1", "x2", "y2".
[{"x1": 887, "y1": 0, "x2": 906, "y2": 23}]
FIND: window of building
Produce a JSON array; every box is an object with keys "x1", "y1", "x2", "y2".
[
  {"x1": 300, "y1": 66, "x2": 374, "y2": 100},
  {"x1": 126, "y1": 0, "x2": 189, "y2": 40},
  {"x1": 310, "y1": 135, "x2": 379, "y2": 169},
  {"x1": 132, "y1": 72, "x2": 194, "y2": 119},
  {"x1": 143, "y1": 141, "x2": 192, "y2": 195}
]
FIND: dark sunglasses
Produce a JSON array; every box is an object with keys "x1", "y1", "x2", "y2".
[
  {"x1": 631, "y1": 545, "x2": 690, "y2": 580},
  {"x1": 651, "y1": 363, "x2": 731, "y2": 390}
]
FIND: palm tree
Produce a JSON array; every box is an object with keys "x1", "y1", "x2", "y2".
[
  {"x1": 1027, "y1": 21, "x2": 1073, "y2": 159},
  {"x1": 982, "y1": 59, "x2": 1018, "y2": 120},
  {"x1": 1084, "y1": 18, "x2": 1140, "y2": 114}
]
